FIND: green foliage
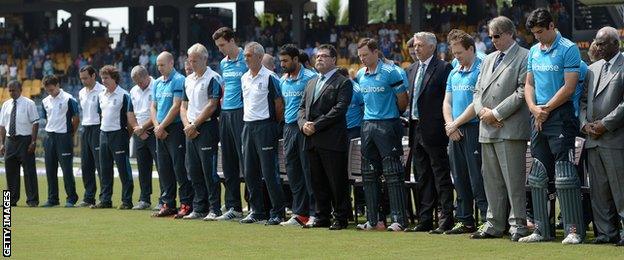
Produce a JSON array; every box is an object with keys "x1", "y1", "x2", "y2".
[
  {"x1": 324, "y1": 0, "x2": 348, "y2": 25},
  {"x1": 368, "y1": 0, "x2": 395, "y2": 24}
]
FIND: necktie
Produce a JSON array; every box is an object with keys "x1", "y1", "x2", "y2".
[
  {"x1": 411, "y1": 63, "x2": 426, "y2": 120},
  {"x1": 8, "y1": 99, "x2": 16, "y2": 137},
  {"x1": 313, "y1": 75, "x2": 325, "y2": 101},
  {"x1": 492, "y1": 52, "x2": 505, "y2": 72},
  {"x1": 597, "y1": 62, "x2": 610, "y2": 86}
]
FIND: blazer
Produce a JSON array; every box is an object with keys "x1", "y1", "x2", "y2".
[
  {"x1": 407, "y1": 57, "x2": 453, "y2": 147},
  {"x1": 473, "y1": 43, "x2": 531, "y2": 142},
  {"x1": 580, "y1": 53, "x2": 624, "y2": 149},
  {"x1": 297, "y1": 71, "x2": 353, "y2": 152}
]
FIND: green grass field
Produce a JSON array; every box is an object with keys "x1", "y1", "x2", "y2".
[{"x1": 3, "y1": 175, "x2": 623, "y2": 259}]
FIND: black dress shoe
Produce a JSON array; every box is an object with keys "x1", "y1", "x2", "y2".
[
  {"x1": 591, "y1": 236, "x2": 617, "y2": 244},
  {"x1": 429, "y1": 227, "x2": 448, "y2": 234},
  {"x1": 329, "y1": 220, "x2": 348, "y2": 230},
  {"x1": 616, "y1": 238, "x2": 624, "y2": 247},
  {"x1": 510, "y1": 233, "x2": 523, "y2": 242},
  {"x1": 470, "y1": 231, "x2": 498, "y2": 239},
  {"x1": 303, "y1": 219, "x2": 331, "y2": 229},
  {"x1": 407, "y1": 223, "x2": 432, "y2": 232}
]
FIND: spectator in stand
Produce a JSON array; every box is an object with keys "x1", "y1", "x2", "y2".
[
  {"x1": 0, "y1": 62, "x2": 8, "y2": 87},
  {"x1": 9, "y1": 63, "x2": 17, "y2": 81},
  {"x1": 139, "y1": 50, "x2": 149, "y2": 69},
  {"x1": 475, "y1": 35, "x2": 487, "y2": 54},
  {"x1": 43, "y1": 55, "x2": 54, "y2": 77}
]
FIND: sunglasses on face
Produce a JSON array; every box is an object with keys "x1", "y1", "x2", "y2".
[{"x1": 488, "y1": 34, "x2": 501, "y2": 39}]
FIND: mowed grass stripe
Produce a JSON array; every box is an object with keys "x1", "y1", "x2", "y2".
[{"x1": 4, "y1": 176, "x2": 622, "y2": 259}]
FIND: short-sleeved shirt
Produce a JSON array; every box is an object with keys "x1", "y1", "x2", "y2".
[
  {"x1": 241, "y1": 66, "x2": 282, "y2": 122},
  {"x1": 279, "y1": 67, "x2": 316, "y2": 124},
  {"x1": 130, "y1": 77, "x2": 154, "y2": 126},
  {"x1": 78, "y1": 82, "x2": 105, "y2": 126},
  {"x1": 394, "y1": 63, "x2": 409, "y2": 92},
  {"x1": 0, "y1": 96, "x2": 39, "y2": 136},
  {"x1": 220, "y1": 48, "x2": 249, "y2": 110},
  {"x1": 42, "y1": 89, "x2": 79, "y2": 133},
  {"x1": 184, "y1": 67, "x2": 222, "y2": 123},
  {"x1": 446, "y1": 56, "x2": 483, "y2": 123},
  {"x1": 152, "y1": 69, "x2": 185, "y2": 124},
  {"x1": 527, "y1": 32, "x2": 581, "y2": 105},
  {"x1": 572, "y1": 60, "x2": 588, "y2": 118},
  {"x1": 99, "y1": 86, "x2": 133, "y2": 132},
  {"x1": 355, "y1": 60, "x2": 406, "y2": 120},
  {"x1": 346, "y1": 80, "x2": 364, "y2": 129}
]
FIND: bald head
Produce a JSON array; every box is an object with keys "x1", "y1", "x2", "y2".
[
  {"x1": 262, "y1": 54, "x2": 275, "y2": 72},
  {"x1": 595, "y1": 26, "x2": 620, "y2": 61},
  {"x1": 157, "y1": 51, "x2": 175, "y2": 77}
]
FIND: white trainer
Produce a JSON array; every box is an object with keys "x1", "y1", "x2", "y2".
[
  {"x1": 518, "y1": 233, "x2": 545, "y2": 243},
  {"x1": 562, "y1": 233, "x2": 582, "y2": 244},
  {"x1": 215, "y1": 208, "x2": 243, "y2": 221}
]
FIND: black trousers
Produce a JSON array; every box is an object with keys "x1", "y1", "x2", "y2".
[
  {"x1": 44, "y1": 132, "x2": 78, "y2": 204},
  {"x1": 219, "y1": 108, "x2": 244, "y2": 212},
  {"x1": 157, "y1": 122, "x2": 193, "y2": 208},
  {"x1": 99, "y1": 129, "x2": 134, "y2": 205},
  {"x1": 186, "y1": 120, "x2": 221, "y2": 214},
  {"x1": 4, "y1": 135, "x2": 38, "y2": 205},
  {"x1": 133, "y1": 131, "x2": 158, "y2": 204},
  {"x1": 411, "y1": 125, "x2": 454, "y2": 229},
  {"x1": 307, "y1": 146, "x2": 352, "y2": 223},
  {"x1": 80, "y1": 125, "x2": 100, "y2": 204}
]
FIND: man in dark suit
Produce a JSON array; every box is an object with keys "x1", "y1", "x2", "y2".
[
  {"x1": 298, "y1": 44, "x2": 353, "y2": 230},
  {"x1": 406, "y1": 32, "x2": 455, "y2": 233}
]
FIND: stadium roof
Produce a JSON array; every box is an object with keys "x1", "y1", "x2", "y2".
[{"x1": 2, "y1": 0, "x2": 258, "y2": 13}]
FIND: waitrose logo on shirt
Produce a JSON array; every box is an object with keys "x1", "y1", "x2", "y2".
[
  {"x1": 361, "y1": 86, "x2": 386, "y2": 93},
  {"x1": 532, "y1": 64, "x2": 560, "y2": 72},
  {"x1": 222, "y1": 71, "x2": 245, "y2": 78}
]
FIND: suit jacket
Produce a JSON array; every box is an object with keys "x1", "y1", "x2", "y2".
[
  {"x1": 297, "y1": 71, "x2": 353, "y2": 152},
  {"x1": 407, "y1": 58, "x2": 453, "y2": 147},
  {"x1": 473, "y1": 43, "x2": 531, "y2": 142},
  {"x1": 580, "y1": 53, "x2": 624, "y2": 149}
]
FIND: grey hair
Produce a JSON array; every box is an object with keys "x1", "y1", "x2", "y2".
[
  {"x1": 130, "y1": 65, "x2": 149, "y2": 79},
  {"x1": 488, "y1": 16, "x2": 516, "y2": 37},
  {"x1": 597, "y1": 26, "x2": 620, "y2": 44},
  {"x1": 244, "y1": 41, "x2": 265, "y2": 56},
  {"x1": 413, "y1": 32, "x2": 437, "y2": 47},
  {"x1": 187, "y1": 43, "x2": 209, "y2": 60},
  {"x1": 7, "y1": 80, "x2": 21, "y2": 90}
]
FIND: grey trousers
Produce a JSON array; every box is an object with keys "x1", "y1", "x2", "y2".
[
  {"x1": 481, "y1": 140, "x2": 529, "y2": 236},
  {"x1": 587, "y1": 147, "x2": 624, "y2": 240}
]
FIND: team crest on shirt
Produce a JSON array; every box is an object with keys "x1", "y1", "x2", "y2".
[
  {"x1": 375, "y1": 75, "x2": 381, "y2": 81},
  {"x1": 533, "y1": 52, "x2": 540, "y2": 59},
  {"x1": 148, "y1": 94, "x2": 152, "y2": 101},
  {"x1": 92, "y1": 95, "x2": 97, "y2": 102},
  {"x1": 551, "y1": 50, "x2": 558, "y2": 58}
]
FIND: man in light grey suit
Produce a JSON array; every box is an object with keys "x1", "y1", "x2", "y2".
[
  {"x1": 470, "y1": 16, "x2": 531, "y2": 241},
  {"x1": 580, "y1": 26, "x2": 624, "y2": 246}
]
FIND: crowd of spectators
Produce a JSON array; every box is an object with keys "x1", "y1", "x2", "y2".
[{"x1": 0, "y1": 1, "x2": 575, "y2": 95}]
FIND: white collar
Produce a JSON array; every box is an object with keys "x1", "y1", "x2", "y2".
[
  {"x1": 320, "y1": 68, "x2": 338, "y2": 80},
  {"x1": 606, "y1": 52, "x2": 621, "y2": 65},
  {"x1": 500, "y1": 42, "x2": 517, "y2": 56},
  {"x1": 418, "y1": 55, "x2": 434, "y2": 67}
]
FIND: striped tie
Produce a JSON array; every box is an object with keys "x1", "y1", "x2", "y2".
[{"x1": 8, "y1": 99, "x2": 16, "y2": 137}]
